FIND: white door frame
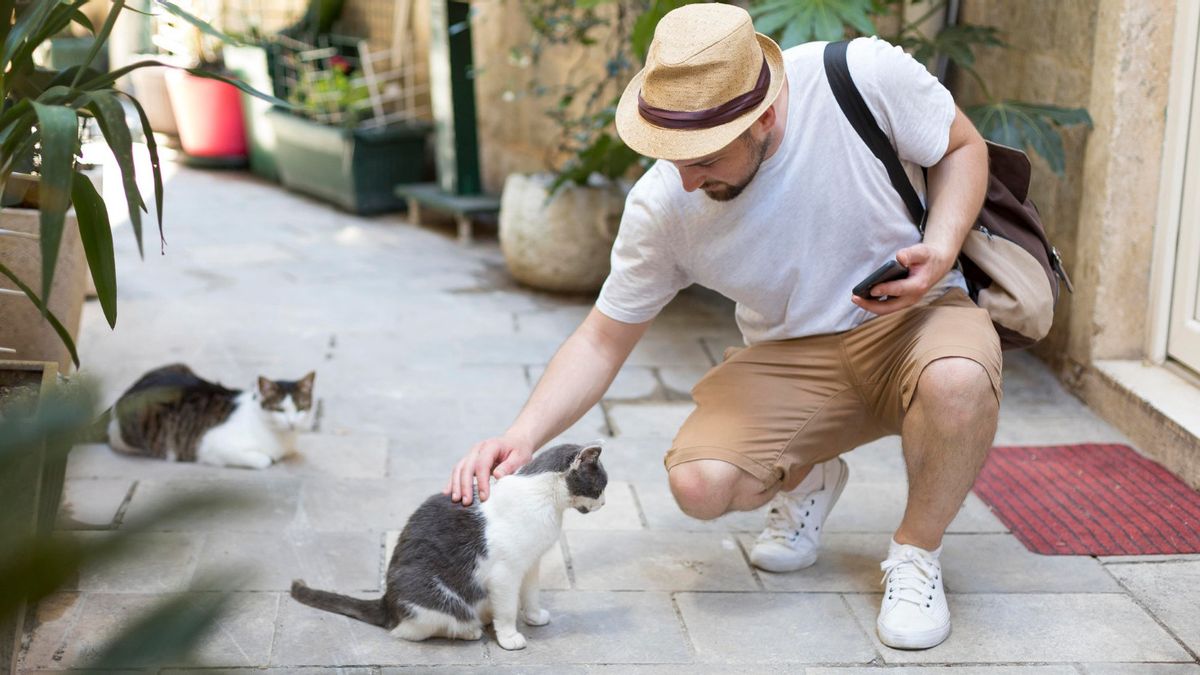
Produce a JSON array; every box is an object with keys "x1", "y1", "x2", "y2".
[{"x1": 1148, "y1": 0, "x2": 1200, "y2": 364}]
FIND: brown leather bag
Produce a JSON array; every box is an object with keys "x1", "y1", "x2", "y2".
[{"x1": 825, "y1": 40, "x2": 1073, "y2": 350}]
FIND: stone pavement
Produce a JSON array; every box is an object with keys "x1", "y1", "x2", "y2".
[{"x1": 19, "y1": 162, "x2": 1200, "y2": 673}]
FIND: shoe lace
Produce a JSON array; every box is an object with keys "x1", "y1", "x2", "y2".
[
  {"x1": 758, "y1": 492, "x2": 817, "y2": 543},
  {"x1": 880, "y1": 550, "x2": 940, "y2": 609}
]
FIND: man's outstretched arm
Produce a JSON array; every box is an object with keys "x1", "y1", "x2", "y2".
[{"x1": 445, "y1": 307, "x2": 651, "y2": 504}]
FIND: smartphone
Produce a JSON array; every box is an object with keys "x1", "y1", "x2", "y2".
[{"x1": 853, "y1": 259, "x2": 909, "y2": 300}]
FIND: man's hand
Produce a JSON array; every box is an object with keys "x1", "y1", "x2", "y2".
[
  {"x1": 444, "y1": 435, "x2": 534, "y2": 505},
  {"x1": 850, "y1": 242, "x2": 955, "y2": 316}
]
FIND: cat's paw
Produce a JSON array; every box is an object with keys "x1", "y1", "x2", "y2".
[
  {"x1": 496, "y1": 630, "x2": 527, "y2": 651},
  {"x1": 522, "y1": 608, "x2": 550, "y2": 626}
]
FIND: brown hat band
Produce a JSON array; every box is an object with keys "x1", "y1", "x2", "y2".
[{"x1": 637, "y1": 58, "x2": 771, "y2": 130}]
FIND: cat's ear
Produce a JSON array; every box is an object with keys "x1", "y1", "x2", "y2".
[
  {"x1": 297, "y1": 371, "x2": 316, "y2": 394},
  {"x1": 257, "y1": 377, "x2": 279, "y2": 398},
  {"x1": 578, "y1": 444, "x2": 602, "y2": 465}
]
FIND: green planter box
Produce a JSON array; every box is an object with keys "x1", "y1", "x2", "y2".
[{"x1": 267, "y1": 108, "x2": 431, "y2": 214}]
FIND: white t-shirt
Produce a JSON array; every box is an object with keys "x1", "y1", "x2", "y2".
[{"x1": 595, "y1": 37, "x2": 964, "y2": 344}]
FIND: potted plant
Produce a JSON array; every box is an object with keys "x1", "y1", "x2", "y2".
[
  {"x1": 222, "y1": 0, "x2": 348, "y2": 181},
  {"x1": 497, "y1": 0, "x2": 687, "y2": 293},
  {"x1": 266, "y1": 35, "x2": 432, "y2": 214},
  {"x1": 155, "y1": 3, "x2": 249, "y2": 163},
  {"x1": 0, "y1": 0, "x2": 283, "y2": 371}
]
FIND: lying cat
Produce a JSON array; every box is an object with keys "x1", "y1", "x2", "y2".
[
  {"x1": 105, "y1": 363, "x2": 315, "y2": 469},
  {"x1": 291, "y1": 443, "x2": 607, "y2": 650}
]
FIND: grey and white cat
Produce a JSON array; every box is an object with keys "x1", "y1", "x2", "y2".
[
  {"x1": 291, "y1": 443, "x2": 607, "y2": 650},
  {"x1": 106, "y1": 363, "x2": 315, "y2": 469}
]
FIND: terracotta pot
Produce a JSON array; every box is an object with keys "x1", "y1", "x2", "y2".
[
  {"x1": 0, "y1": 207, "x2": 86, "y2": 372},
  {"x1": 498, "y1": 173, "x2": 627, "y2": 293},
  {"x1": 164, "y1": 68, "x2": 247, "y2": 159}
]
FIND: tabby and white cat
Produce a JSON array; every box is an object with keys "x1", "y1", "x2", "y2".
[
  {"x1": 291, "y1": 443, "x2": 607, "y2": 650},
  {"x1": 106, "y1": 363, "x2": 315, "y2": 469}
]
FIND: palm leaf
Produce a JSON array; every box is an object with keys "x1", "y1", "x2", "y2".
[
  {"x1": 29, "y1": 100, "x2": 78, "y2": 304},
  {"x1": 153, "y1": 0, "x2": 246, "y2": 48},
  {"x1": 967, "y1": 101, "x2": 1093, "y2": 175},
  {"x1": 749, "y1": 0, "x2": 877, "y2": 48},
  {"x1": 72, "y1": 171, "x2": 117, "y2": 327},
  {"x1": 120, "y1": 92, "x2": 165, "y2": 246},
  {"x1": 85, "y1": 91, "x2": 147, "y2": 256},
  {"x1": 70, "y1": 0, "x2": 123, "y2": 86}
]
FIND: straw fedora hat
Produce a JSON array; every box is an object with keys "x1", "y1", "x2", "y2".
[{"x1": 615, "y1": 4, "x2": 785, "y2": 161}]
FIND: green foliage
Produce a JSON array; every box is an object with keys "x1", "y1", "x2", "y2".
[
  {"x1": 288, "y1": 59, "x2": 372, "y2": 128},
  {"x1": 0, "y1": 380, "x2": 252, "y2": 670},
  {"x1": 749, "y1": 0, "x2": 877, "y2": 47},
  {"x1": 968, "y1": 101, "x2": 1093, "y2": 176},
  {"x1": 748, "y1": 0, "x2": 1091, "y2": 175},
  {"x1": 0, "y1": 0, "x2": 284, "y2": 367}
]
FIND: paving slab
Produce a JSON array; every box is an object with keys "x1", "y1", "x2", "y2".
[
  {"x1": 1107, "y1": 560, "x2": 1200, "y2": 653},
  {"x1": 189, "y1": 530, "x2": 383, "y2": 593},
  {"x1": 675, "y1": 592, "x2": 876, "y2": 664},
  {"x1": 567, "y1": 530, "x2": 757, "y2": 591},
  {"x1": 824, "y1": 483, "x2": 1008, "y2": 534},
  {"x1": 739, "y1": 533, "x2": 1119, "y2": 594},
  {"x1": 22, "y1": 592, "x2": 279, "y2": 669},
  {"x1": 606, "y1": 403, "x2": 695, "y2": 438},
  {"x1": 121, "y1": 478, "x2": 302, "y2": 532},
  {"x1": 61, "y1": 532, "x2": 201, "y2": 592},
  {"x1": 56, "y1": 478, "x2": 133, "y2": 529},
  {"x1": 1080, "y1": 665, "x2": 1200, "y2": 674},
  {"x1": 806, "y1": 662, "x2": 1080, "y2": 667},
  {"x1": 844, "y1": 593, "x2": 1191, "y2": 663},
  {"x1": 276, "y1": 433, "x2": 389, "y2": 480},
  {"x1": 296, "y1": 479, "x2": 440, "y2": 532},
  {"x1": 484, "y1": 591, "x2": 691, "y2": 665}
]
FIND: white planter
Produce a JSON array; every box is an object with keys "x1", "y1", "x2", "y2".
[
  {"x1": 499, "y1": 174, "x2": 627, "y2": 293},
  {"x1": 0, "y1": 208, "x2": 86, "y2": 372}
]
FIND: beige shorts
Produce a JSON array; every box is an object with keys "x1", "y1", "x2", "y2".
[{"x1": 666, "y1": 288, "x2": 1002, "y2": 490}]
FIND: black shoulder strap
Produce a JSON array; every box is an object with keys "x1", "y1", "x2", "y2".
[{"x1": 823, "y1": 40, "x2": 927, "y2": 232}]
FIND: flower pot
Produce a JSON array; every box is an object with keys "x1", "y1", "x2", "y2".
[
  {"x1": 0, "y1": 208, "x2": 86, "y2": 372},
  {"x1": 164, "y1": 68, "x2": 247, "y2": 161},
  {"x1": 0, "y1": 359, "x2": 60, "y2": 674},
  {"x1": 498, "y1": 173, "x2": 626, "y2": 293},
  {"x1": 267, "y1": 108, "x2": 432, "y2": 214},
  {"x1": 224, "y1": 44, "x2": 281, "y2": 182},
  {"x1": 129, "y1": 55, "x2": 179, "y2": 137}
]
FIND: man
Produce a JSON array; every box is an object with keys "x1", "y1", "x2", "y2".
[{"x1": 446, "y1": 3, "x2": 998, "y2": 650}]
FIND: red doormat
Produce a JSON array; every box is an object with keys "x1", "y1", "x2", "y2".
[{"x1": 972, "y1": 444, "x2": 1200, "y2": 556}]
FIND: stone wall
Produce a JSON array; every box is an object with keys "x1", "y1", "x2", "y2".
[
  {"x1": 953, "y1": 0, "x2": 1099, "y2": 372},
  {"x1": 956, "y1": 0, "x2": 1176, "y2": 378}
]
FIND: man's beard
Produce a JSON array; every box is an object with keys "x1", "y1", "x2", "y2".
[{"x1": 702, "y1": 131, "x2": 772, "y2": 202}]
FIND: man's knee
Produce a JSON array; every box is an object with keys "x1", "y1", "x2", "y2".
[
  {"x1": 668, "y1": 460, "x2": 741, "y2": 521},
  {"x1": 914, "y1": 357, "x2": 997, "y2": 420}
]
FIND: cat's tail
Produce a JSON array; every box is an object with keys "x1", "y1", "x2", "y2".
[{"x1": 290, "y1": 579, "x2": 388, "y2": 627}]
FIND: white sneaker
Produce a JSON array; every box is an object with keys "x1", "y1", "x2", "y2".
[
  {"x1": 877, "y1": 540, "x2": 951, "y2": 650},
  {"x1": 749, "y1": 457, "x2": 849, "y2": 572}
]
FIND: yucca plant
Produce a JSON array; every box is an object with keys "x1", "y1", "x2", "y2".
[{"x1": 0, "y1": 0, "x2": 283, "y2": 368}]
